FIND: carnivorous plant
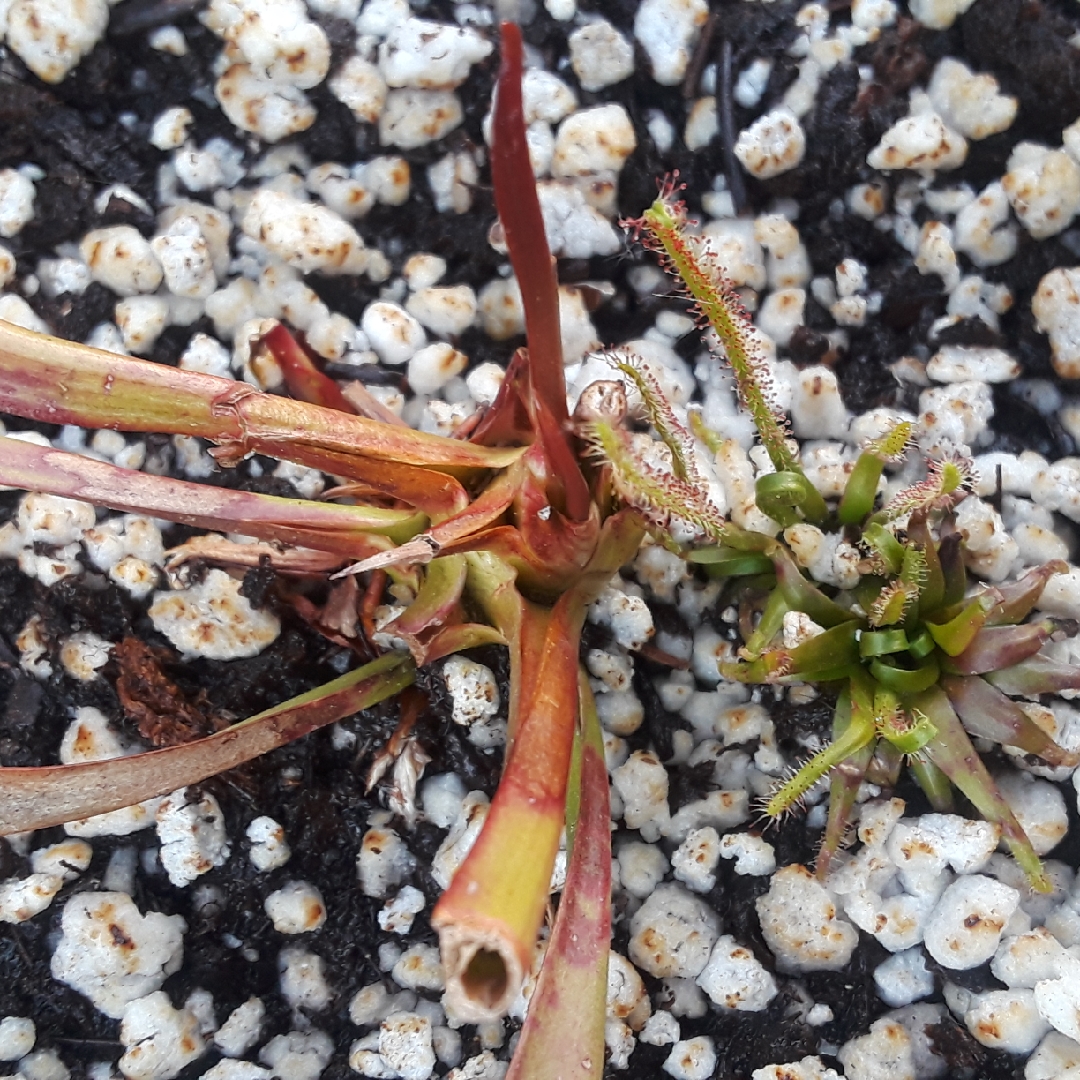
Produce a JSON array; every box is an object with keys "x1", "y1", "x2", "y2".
[{"x1": 626, "y1": 185, "x2": 1080, "y2": 893}]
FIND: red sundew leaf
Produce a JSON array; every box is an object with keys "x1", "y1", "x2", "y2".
[
  {"x1": 914, "y1": 685, "x2": 1051, "y2": 892},
  {"x1": 389, "y1": 554, "x2": 468, "y2": 639},
  {"x1": 987, "y1": 561, "x2": 1070, "y2": 626},
  {"x1": 469, "y1": 347, "x2": 535, "y2": 447},
  {"x1": 0, "y1": 320, "x2": 520, "y2": 475},
  {"x1": 941, "y1": 673, "x2": 1079, "y2": 766},
  {"x1": 985, "y1": 654, "x2": 1080, "y2": 696},
  {"x1": 943, "y1": 621, "x2": 1061, "y2": 675}
]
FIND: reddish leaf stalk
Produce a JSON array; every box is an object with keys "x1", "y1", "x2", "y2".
[
  {"x1": 0, "y1": 653, "x2": 414, "y2": 835},
  {"x1": 0, "y1": 435, "x2": 420, "y2": 557},
  {"x1": 504, "y1": 672, "x2": 610, "y2": 1080},
  {"x1": 0, "y1": 320, "x2": 519, "y2": 475},
  {"x1": 493, "y1": 24, "x2": 590, "y2": 523}
]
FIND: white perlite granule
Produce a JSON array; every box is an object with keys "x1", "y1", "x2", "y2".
[
  {"x1": 628, "y1": 884, "x2": 720, "y2": 979},
  {"x1": 756, "y1": 865, "x2": 859, "y2": 973},
  {"x1": 148, "y1": 569, "x2": 280, "y2": 660},
  {"x1": 265, "y1": 881, "x2": 327, "y2": 935},
  {"x1": 923, "y1": 875, "x2": 1020, "y2": 969},
  {"x1": 119, "y1": 991, "x2": 206, "y2": 1080},
  {"x1": 5, "y1": 0, "x2": 108, "y2": 84},
  {"x1": 51, "y1": 893, "x2": 186, "y2": 1018},
  {"x1": 154, "y1": 791, "x2": 229, "y2": 893}
]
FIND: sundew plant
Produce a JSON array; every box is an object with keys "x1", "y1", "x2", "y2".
[
  {"x1": 626, "y1": 184, "x2": 1080, "y2": 893},
  {"x1": 0, "y1": 20, "x2": 1078, "y2": 1080}
]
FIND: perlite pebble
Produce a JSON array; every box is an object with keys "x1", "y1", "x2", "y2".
[
  {"x1": 633, "y1": 0, "x2": 708, "y2": 86},
  {"x1": 0, "y1": 1017, "x2": 35, "y2": 1061},
  {"x1": 420, "y1": 774, "x2": 466, "y2": 831},
  {"x1": 672, "y1": 828, "x2": 721, "y2": 893},
  {"x1": 265, "y1": 882, "x2": 327, "y2": 935},
  {"x1": 953, "y1": 182, "x2": 1017, "y2": 268},
  {"x1": 617, "y1": 841, "x2": 670, "y2": 900},
  {"x1": 5, "y1": 0, "x2": 108, "y2": 83},
  {"x1": 279, "y1": 948, "x2": 332, "y2": 1013},
  {"x1": 378, "y1": 1014, "x2": 436, "y2": 1080},
  {"x1": 751, "y1": 1060, "x2": 840, "y2": 1080},
  {"x1": 717, "y1": 832, "x2": 776, "y2": 876},
  {"x1": 993, "y1": 928, "x2": 1067, "y2": 989},
  {"x1": 923, "y1": 875, "x2": 1020, "y2": 969},
  {"x1": 362, "y1": 302, "x2": 427, "y2": 365},
  {"x1": 379, "y1": 886, "x2": 425, "y2": 935},
  {"x1": 58, "y1": 630, "x2": 111, "y2": 682},
  {"x1": 917, "y1": 379, "x2": 994, "y2": 456},
  {"x1": 628, "y1": 883, "x2": 719, "y2": 979},
  {"x1": 79, "y1": 227, "x2": 164, "y2": 297},
  {"x1": 696, "y1": 936, "x2": 777, "y2": 1011},
  {"x1": 1033, "y1": 267, "x2": 1080, "y2": 379},
  {"x1": 406, "y1": 285, "x2": 476, "y2": 339},
  {"x1": 259, "y1": 1029, "x2": 333, "y2": 1080},
  {"x1": 0, "y1": 169, "x2": 35, "y2": 237},
  {"x1": 536, "y1": 181, "x2": 621, "y2": 259},
  {"x1": 156, "y1": 789, "x2": 231, "y2": 888},
  {"x1": 200, "y1": 1063, "x2": 271, "y2": 1080},
  {"x1": 606, "y1": 951, "x2": 650, "y2": 1032},
  {"x1": 119, "y1": 992, "x2": 205, "y2": 1080},
  {"x1": 551, "y1": 104, "x2": 636, "y2": 178},
  {"x1": 594, "y1": 690, "x2": 644, "y2": 736},
  {"x1": 926, "y1": 344, "x2": 1019, "y2": 383},
  {"x1": 964, "y1": 988, "x2": 1049, "y2": 1053},
  {"x1": 569, "y1": 20, "x2": 634, "y2": 91},
  {"x1": 379, "y1": 18, "x2": 491, "y2": 89},
  {"x1": 380, "y1": 89, "x2": 463, "y2": 150},
  {"x1": 150, "y1": 107, "x2": 194, "y2": 151},
  {"x1": 0, "y1": 874, "x2": 65, "y2": 924},
  {"x1": 662, "y1": 1036, "x2": 716, "y2": 1080},
  {"x1": 441, "y1": 657, "x2": 500, "y2": 727},
  {"x1": 1027, "y1": 1031, "x2": 1080, "y2": 1080},
  {"x1": 389, "y1": 945, "x2": 441, "y2": 994},
  {"x1": 612, "y1": 750, "x2": 670, "y2": 840},
  {"x1": 51, "y1": 892, "x2": 186, "y2": 1018},
  {"x1": 867, "y1": 111, "x2": 967, "y2": 175},
  {"x1": 116, "y1": 296, "x2": 170, "y2": 355},
  {"x1": 926, "y1": 57, "x2": 1017, "y2": 140},
  {"x1": 874, "y1": 948, "x2": 935, "y2": 1007},
  {"x1": 837, "y1": 1018, "x2": 916, "y2": 1080},
  {"x1": 1032, "y1": 949, "x2": 1080, "y2": 1042},
  {"x1": 756, "y1": 864, "x2": 859, "y2": 973},
  {"x1": 734, "y1": 109, "x2": 806, "y2": 179},
  {"x1": 1003, "y1": 143, "x2": 1080, "y2": 240},
  {"x1": 954, "y1": 496, "x2": 1019, "y2": 582},
  {"x1": 358, "y1": 827, "x2": 416, "y2": 898},
  {"x1": 149, "y1": 570, "x2": 280, "y2": 661},
  {"x1": 214, "y1": 64, "x2": 315, "y2": 141},
  {"x1": 151, "y1": 218, "x2": 217, "y2": 300},
  {"x1": 996, "y1": 773, "x2": 1068, "y2": 856},
  {"x1": 242, "y1": 190, "x2": 369, "y2": 275},
  {"x1": 204, "y1": 0, "x2": 328, "y2": 87},
  {"x1": 886, "y1": 815, "x2": 999, "y2": 896},
  {"x1": 329, "y1": 57, "x2": 388, "y2": 124},
  {"x1": 214, "y1": 998, "x2": 265, "y2": 1057}
]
